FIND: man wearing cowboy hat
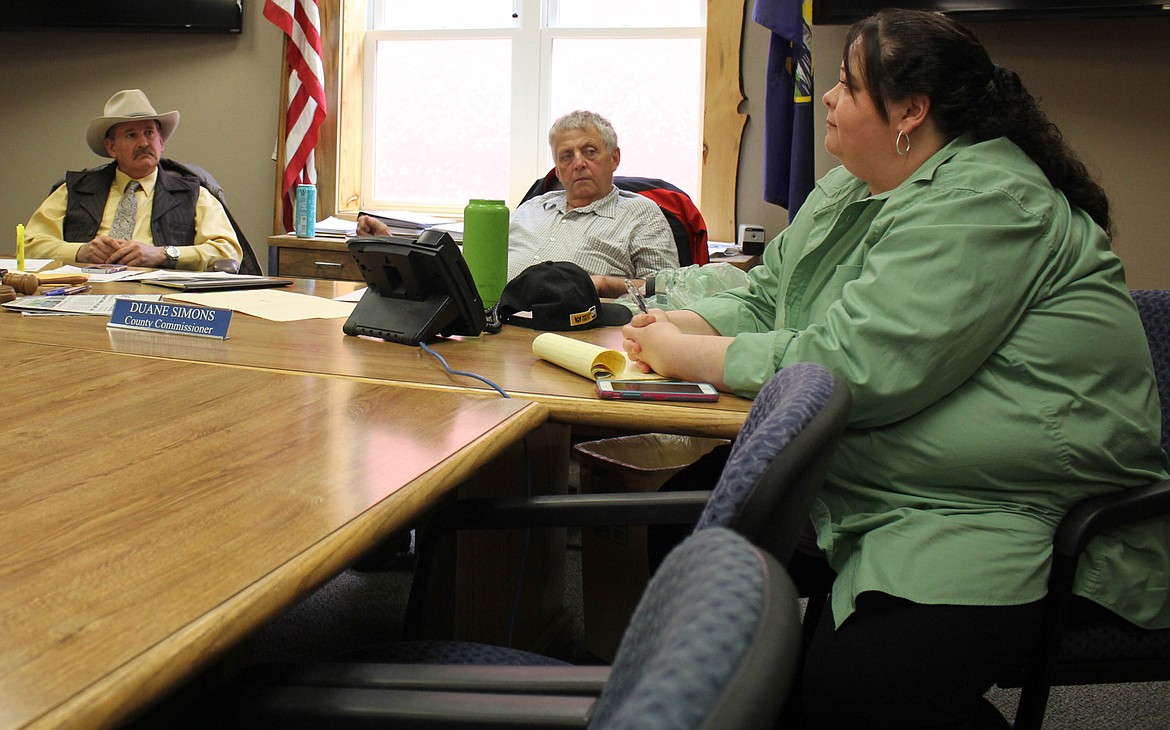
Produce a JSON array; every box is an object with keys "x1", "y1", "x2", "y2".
[{"x1": 24, "y1": 89, "x2": 242, "y2": 270}]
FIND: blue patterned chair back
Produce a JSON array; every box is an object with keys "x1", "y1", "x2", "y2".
[
  {"x1": 694, "y1": 362, "x2": 851, "y2": 562},
  {"x1": 591, "y1": 527, "x2": 801, "y2": 730},
  {"x1": 1132, "y1": 290, "x2": 1170, "y2": 455}
]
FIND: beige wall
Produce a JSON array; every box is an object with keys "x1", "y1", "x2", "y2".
[
  {"x1": 1, "y1": 7, "x2": 1165, "y2": 288},
  {"x1": 738, "y1": 15, "x2": 1169, "y2": 289},
  {"x1": 0, "y1": 1, "x2": 282, "y2": 269}
]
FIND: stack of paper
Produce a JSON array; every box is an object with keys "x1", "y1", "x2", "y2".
[
  {"x1": 360, "y1": 209, "x2": 453, "y2": 228},
  {"x1": 2, "y1": 294, "x2": 162, "y2": 316},
  {"x1": 359, "y1": 209, "x2": 459, "y2": 237},
  {"x1": 315, "y1": 216, "x2": 359, "y2": 237}
]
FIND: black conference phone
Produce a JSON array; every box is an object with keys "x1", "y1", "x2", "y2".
[{"x1": 343, "y1": 230, "x2": 486, "y2": 345}]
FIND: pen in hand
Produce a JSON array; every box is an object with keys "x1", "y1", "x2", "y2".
[{"x1": 624, "y1": 278, "x2": 649, "y2": 314}]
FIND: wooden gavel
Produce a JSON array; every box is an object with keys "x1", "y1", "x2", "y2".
[{"x1": 1, "y1": 270, "x2": 89, "y2": 295}]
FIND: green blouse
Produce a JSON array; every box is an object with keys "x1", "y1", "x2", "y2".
[{"x1": 689, "y1": 135, "x2": 1170, "y2": 628}]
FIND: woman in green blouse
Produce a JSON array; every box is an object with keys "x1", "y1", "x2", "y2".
[{"x1": 624, "y1": 8, "x2": 1168, "y2": 729}]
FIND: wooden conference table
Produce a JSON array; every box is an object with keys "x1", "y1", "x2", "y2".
[
  {"x1": 2, "y1": 276, "x2": 753, "y2": 439},
  {"x1": 1, "y1": 340, "x2": 546, "y2": 730},
  {"x1": 0, "y1": 270, "x2": 754, "y2": 727}
]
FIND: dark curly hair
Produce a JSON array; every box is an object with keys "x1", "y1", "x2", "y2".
[{"x1": 844, "y1": 9, "x2": 1111, "y2": 236}]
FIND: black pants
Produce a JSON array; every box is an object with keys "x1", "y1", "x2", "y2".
[
  {"x1": 792, "y1": 577, "x2": 1119, "y2": 730},
  {"x1": 646, "y1": 443, "x2": 733, "y2": 572},
  {"x1": 645, "y1": 446, "x2": 1078, "y2": 729},
  {"x1": 792, "y1": 589, "x2": 1043, "y2": 729}
]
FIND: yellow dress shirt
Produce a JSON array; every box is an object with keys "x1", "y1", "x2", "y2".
[{"x1": 24, "y1": 167, "x2": 243, "y2": 271}]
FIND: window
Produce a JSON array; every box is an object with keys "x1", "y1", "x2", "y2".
[{"x1": 362, "y1": 0, "x2": 706, "y2": 215}]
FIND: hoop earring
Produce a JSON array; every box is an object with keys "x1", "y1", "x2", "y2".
[{"x1": 895, "y1": 129, "x2": 911, "y2": 157}]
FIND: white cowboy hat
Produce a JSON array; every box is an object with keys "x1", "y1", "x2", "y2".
[{"x1": 85, "y1": 89, "x2": 180, "y2": 157}]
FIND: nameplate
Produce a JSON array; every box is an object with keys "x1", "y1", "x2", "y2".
[{"x1": 107, "y1": 297, "x2": 232, "y2": 340}]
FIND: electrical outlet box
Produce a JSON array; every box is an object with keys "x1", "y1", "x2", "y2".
[{"x1": 737, "y1": 224, "x2": 766, "y2": 256}]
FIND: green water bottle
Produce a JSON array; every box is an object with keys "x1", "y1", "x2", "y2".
[{"x1": 462, "y1": 199, "x2": 509, "y2": 307}]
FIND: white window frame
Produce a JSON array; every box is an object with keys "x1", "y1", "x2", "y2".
[
  {"x1": 306, "y1": 0, "x2": 743, "y2": 242},
  {"x1": 360, "y1": 0, "x2": 705, "y2": 214}
]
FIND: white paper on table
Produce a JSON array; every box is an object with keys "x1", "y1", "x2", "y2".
[
  {"x1": 334, "y1": 287, "x2": 368, "y2": 303},
  {"x1": 1, "y1": 258, "x2": 53, "y2": 272},
  {"x1": 50, "y1": 264, "x2": 143, "y2": 282},
  {"x1": 315, "y1": 216, "x2": 358, "y2": 236},
  {"x1": 163, "y1": 289, "x2": 357, "y2": 322},
  {"x1": 1, "y1": 294, "x2": 162, "y2": 316}
]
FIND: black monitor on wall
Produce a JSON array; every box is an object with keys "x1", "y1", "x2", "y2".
[
  {"x1": 2, "y1": 0, "x2": 244, "y2": 33},
  {"x1": 813, "y1": 0, "x2": 1170, "y2": 24}
]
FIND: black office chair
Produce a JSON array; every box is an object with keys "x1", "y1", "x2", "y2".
[
  {"x1": 400, "y1": 361, "x2": 851, "y2": 640},
  {"x1": 999, "y1": 288, "x2": 1170, "y2": 729},
  {"x1": 159, "y1": 159, "x2": 263, "y2": 275},
  {"x1": 522, "y1": 168, "x2": 710, "y2": 266},
  {"x1": 228, "y1": 527, "x2": 804, "y2": 729},
  {"x1": 51, "y1": 158, "x2": 263, "y2": 275}
]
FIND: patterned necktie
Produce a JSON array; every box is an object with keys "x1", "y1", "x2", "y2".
[{"x1": 109, "y1": 180, "x2": 140, "y2": 240}]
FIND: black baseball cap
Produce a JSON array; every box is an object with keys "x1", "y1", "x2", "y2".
[{"x1": 496, "y1": 261, "x2": 633, "y2": 331}]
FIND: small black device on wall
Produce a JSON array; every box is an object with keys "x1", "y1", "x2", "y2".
[
  {"x1": 3, "y1": 0, "x2": 244, "y2": 33},
  {"x1": 343, "y1": 230, "x2": 487, "y2": 346}
]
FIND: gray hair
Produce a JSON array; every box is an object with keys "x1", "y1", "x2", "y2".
[{"x1": 548, "y1": 110, "x2": 618, "y2": 153}]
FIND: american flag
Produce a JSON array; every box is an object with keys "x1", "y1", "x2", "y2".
[{"x1": 264, "y1": 0, "x2": 327, "y2": 232}]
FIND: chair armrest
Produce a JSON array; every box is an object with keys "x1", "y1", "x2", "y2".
[
  {"x1": 1054, "y1": 478, "x2": 1170, "y2": 558},
  {"x1": 446, "y1": 491, "x2": 713, "y2": 530},
  {"x1": 254, "y1": 661, "x2": 610, "y2": 695},
  {"x1": 1011, "y1": 478, "x2": 1170, "y2": 728},
  {"x1": 207, "y1": 257, "x2": 241, "y2": 274},
  {"x1": 241, "y1": 685, "x2": 595, "y2": 729},
  {"x1": 1048, "y1": 478, "x2": 1170, "y2": 602}
]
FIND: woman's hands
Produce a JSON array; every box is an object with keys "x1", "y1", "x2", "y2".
[
  {"x1": 622, "y1": 309, "x2": 680, "y2": 374},
  {"x1": 622, "y1": 309, "x2": 732, "y2": 390}
]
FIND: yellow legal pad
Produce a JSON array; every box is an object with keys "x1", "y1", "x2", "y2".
[{"x1": 532, "y1": 332, "x2": 664, "y2": 381}]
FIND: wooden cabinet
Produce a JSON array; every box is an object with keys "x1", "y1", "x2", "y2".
[{"x1": 267, "y1": 234, "x2": 362, "y2": 281}]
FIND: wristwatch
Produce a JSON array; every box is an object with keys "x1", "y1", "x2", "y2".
[{"x1": 163, "y1": 246, "x2": 180, "y2": 269}]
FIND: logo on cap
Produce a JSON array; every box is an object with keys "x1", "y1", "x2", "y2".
[{"x1": 569, "y1": 307, "x2": 598, "y2": 327}]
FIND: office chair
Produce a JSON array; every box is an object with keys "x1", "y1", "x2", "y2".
[
  {"x1": 400, "y1": 361, "x2": 851, "y2": 640},
  {"x1": 229, "y1": 527, "x2": 804, "y2": 730},
  {"x1": 999, "y1": 288, "x2": 1170, "y2": 729},
  {"x1": 522, "y1": 169, "x2": 709, "y2": 266},
  {"x1": 51, "y1": 159, "x2": 263, "y2": 276},
  {"x1": 159, "y1": 159, "x2": 263, "y2": 275}
]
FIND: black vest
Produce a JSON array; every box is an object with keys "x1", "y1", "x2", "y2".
[{"x1": 61, "y1": 162, "x2": 199, "y2": 246}]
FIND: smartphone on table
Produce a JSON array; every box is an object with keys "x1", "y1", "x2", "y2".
[{"x1": 596, "y1": 380, "x2": 720, "y2": 402}]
